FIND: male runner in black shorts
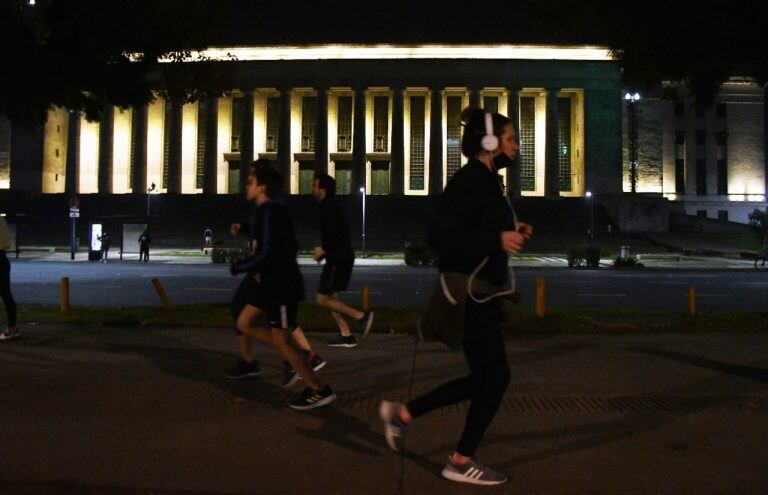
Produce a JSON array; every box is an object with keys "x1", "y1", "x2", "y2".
[
  {"x1": 230, "y1": 160, "x2": 336, "y2": 410},
  {"x1": 312, "y1": 174, "x2": 374, "y2": 348}
]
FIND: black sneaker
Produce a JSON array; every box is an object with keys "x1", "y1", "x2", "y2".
[
  {"x1": 308, "y1": 353, "x2": 327, "y2": 372},
  {"x1": 327, "y1": 335, "x2": 358, "y2": 348},
  {"x1": 357, "y1": 311, "x2": 375, "y2": 340},
  {"x1": 282, "y1": 361, "x2": 301, "y2": 388},
  {"x1": 224, "y1": 359, "x2": 261, "y2": 379},
  {"x1": 289, "y1": 385, "x2": 338, "y2": 410}
]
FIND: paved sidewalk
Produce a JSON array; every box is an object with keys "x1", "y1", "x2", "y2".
[{"x1": 1, "y1": 326, "x2": 766, "y2": 494}]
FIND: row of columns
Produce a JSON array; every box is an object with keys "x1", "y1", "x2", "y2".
[{"x1": 58, "y1": 86, "x2": 567, "y2": 198}]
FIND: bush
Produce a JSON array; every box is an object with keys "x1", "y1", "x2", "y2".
[
  {"x1": 567, "y1": 244, "x2": 608, "y2": 269},
  {"x1": 404, "y1": 242, "x2": 439, "y2": 267},
  {"x1": 211, "y1": 246, "x2": 250, "y2": 264},
  {"x1": 613, "y1": 256, "x2": 644, "y2": 269}
]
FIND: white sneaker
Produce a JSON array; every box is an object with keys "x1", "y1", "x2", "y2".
[
  {"x1": 0, "y1": 329, "x2": 20, "y2": 341},
  {"x1": 379, "y1": 400, "x2": 407, "y2": 452}
]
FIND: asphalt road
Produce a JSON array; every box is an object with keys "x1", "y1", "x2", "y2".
[{"x1": 6, "y1": 260, "x2": 767, "y2": 312}]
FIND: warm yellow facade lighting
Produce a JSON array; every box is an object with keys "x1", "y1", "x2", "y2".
[{"x1": 167, "y1": 45, "x2": 612, "y2": 62}]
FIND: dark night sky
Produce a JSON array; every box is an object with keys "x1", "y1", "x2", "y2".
[{"x1": 212, "y1": 0, "x2": 597, "y2": 46}]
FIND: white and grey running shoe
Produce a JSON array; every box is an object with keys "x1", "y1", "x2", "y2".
[
  {"x1": 441, "y1": 456, "x2": 508, "y2": 486},
  {"x1": 358, "y1": 311, "x2": 375, "y2": 340},
  {"x1": 379, "y1": 400, "x2": 407, "y2": 452}
]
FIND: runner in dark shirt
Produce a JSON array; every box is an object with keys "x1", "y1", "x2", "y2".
[{"x1": 312, "y1": 174, "x2": 374, "y2": 348}]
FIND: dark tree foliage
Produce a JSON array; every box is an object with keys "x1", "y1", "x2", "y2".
[
  {"x1": 529, "y1": 0, "x2": 768, "y2": 106},
  {"x1": 0, "y1": 0, "x2": 232, "y2": 124}
]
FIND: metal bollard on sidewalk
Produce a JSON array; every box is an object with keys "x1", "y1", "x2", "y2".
[
  {"x1": 60, "y1": 277, "x2": 70, "y2": 314},
  {"x1": 151, "y1": 278, "x2": 174, "y2": 310},
  {"x1": 688, "y1": 286, "x2": 696, "y2": 316},
  {"x1": 536, "y1": 277, "x2": 547, "y2": 318},
  {"x1": 362, "y1": 285, "x2": 371, "y2": 312}
]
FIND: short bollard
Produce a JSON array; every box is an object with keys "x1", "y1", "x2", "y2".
[
  {"x1": 688, "y1": 286, "x2": 696, "y2": 316},
  {"x1": 536, "y1": 277, "x2": 546, "y2": 318},
  {"x1": 151, "y1": 278, "x2": 174, "y2": 310},
  {"x1": 60, "y1": 277, "x2": 70, "y2": 314},
  {"x1": 362, "y1": 285, "x2": 371, "y2": 312}
]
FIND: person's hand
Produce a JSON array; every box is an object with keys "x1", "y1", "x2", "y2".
[
  {"x1": 501, "y1": 230, "x2": 527, "y2": 254},
  {"x1": 517, "y1": 222, "x2": 533, "y2": 240},
  {"x1": 253, "y1": 273, "x2": 261, "y2": 282},
  {"x1": 313, "y1": 246, "x2": 325, "y2": 262},
  {"x1": 230, "y1": 223, "x2": 241, "y2": 237}
]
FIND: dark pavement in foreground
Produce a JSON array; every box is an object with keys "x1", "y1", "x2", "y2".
[
  {"x1": 8, "y1": 261, "x2": 768, "y2": 312},
  {"x1": 1, "y1": 326, "x2": 767, "y2": 494}
]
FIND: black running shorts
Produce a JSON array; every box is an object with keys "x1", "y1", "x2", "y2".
[
  {"x1": 317, "y1": 262, "x2": 353, "y2": 296},
  {"x1": 231, "y1": 275, "x2": 299, "y2": 333}
]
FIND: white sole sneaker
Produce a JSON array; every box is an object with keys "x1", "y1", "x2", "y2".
[
  {"x1": 288, "y1": 393, "x2": 338, "y2": 411},
  {"x1": 361, "y1": 312, "x2": 375, "y2": 340},
  {"x1": 441, "y1": 468, "x2": 506, "y2": 486},
  {"x1": 379, "y1": 400, "x2": 406, "y2": 452}
]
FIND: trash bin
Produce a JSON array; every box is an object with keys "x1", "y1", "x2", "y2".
[{"x1": 620, "y1": 245, "x2": 630, "y2": 260}]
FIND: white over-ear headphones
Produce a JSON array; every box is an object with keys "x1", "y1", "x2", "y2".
[{"x1": 481, "y1": 112, "x2": 498, "y2": 152}]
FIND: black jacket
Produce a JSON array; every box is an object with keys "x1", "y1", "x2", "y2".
[
  {"x1": 427, "y1": 159, "x2": 518, "y2": 287},
  {"x1": 231, "y1": 200, "x2": 305, "y2": 301},
  {"x1": 319, "y1": 197, "x2": 355, "y2": 264}
]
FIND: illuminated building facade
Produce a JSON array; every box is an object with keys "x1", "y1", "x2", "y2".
[{"x1": 1, "y1": 45, "x2": 765, "y2": 227}]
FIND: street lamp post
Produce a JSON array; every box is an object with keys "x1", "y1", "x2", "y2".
[
  {"x1": 359, "y1": 187, "x2": 366, "y2": 258},
  {"x1": 625, "y1": 92, "x2": 641, "y2": 194},
  {"x1": 586, "y1": 190, "x2": 595, "y2": 243}
]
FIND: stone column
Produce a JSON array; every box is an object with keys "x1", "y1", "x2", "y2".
[
  {"x1": 545, "y1": 88, "x2": 561, "y2": 198},
  {"x1": 506, "y1": 88, "x2": 522, "y2": 198},
  {"x1": 390, "y1": 88, "x2": 405, "y2": 195},
  {"x1": 130, "y1": 104, "x2": 147, "y2": 195},
  {"x1": 277, "y1": 88, "x2": 292, "y2": 195},
  {"x1": 429, "y1": 87, "x2": 444, "y2": 195},
  {"x1": 203, "y1": 95, "x2": 218, "y2": 195},
  {"x1": 64, "y1": 111, "x2": 80, "y2": 196},
  {"x1": 239, "y1": 90, "x2": 255, "y2": 192},
  {"x1": 469, "y1": 89, "x2": 482, "y2": 109},
  {"x1": 97, "y1": 105, "x2": 114, "y2": 194},
  {"x1": 314, "y1": 88, "x2": 329, "y2": 175},
  {"x1": 165, "y1": 98, "x2": 183, "y2": 194},
  {"x1": 352, "y1": 87, "x2": 367, "y2": 192}
]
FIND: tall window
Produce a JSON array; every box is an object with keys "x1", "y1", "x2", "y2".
[
  {"x1": 409, "y1": 96, "x2": 426, "y2": 191},
  {"x1": 335, "y1": 161, "x2": 352, "y2": 195},
  {"x1": 299, "y1": 161, "x2": 314, "y2": 194},
  {"x1": 370, "y1": 161, "x2": 390, "y2": 195},
  {"x1": 716, "y1": 131, "x2": 728, "y2": 195},
  {"x1": 446, "y1": 96, "x2": 463, "y2": 180},
  {"x1": 265, "y1": 97, "x2": 279, "y2": 153},
  {"x1": 337, "y1": 96, "x2": 352, "y2": 152},
  {"x1": 483, "y1": 96, "x2": 499, "y2": 114},
  {"x1": 230, "y1": 97, "x2": 244, "y2": 152},
  {"x1": 557, "y1": 97, "x2": 572, "y2": 192},
  {"x1": 373, "y1": 96, "x2": 389, "y2": 152},
  {"x1": 519, "y1": 97, "x2": 536, "y2": 191},
  {"x1": 301, "y1": 96, "x2": 317, "y2": 152},
  {"x1": 675, "y1": 131, "x2": 686, "y2": 194},
  {"x1": 195, "y1": 99, "x2": 207, "y2": 190},
  {"x1": 696, "y1": 158, "x2": 707, "y2": 195}
]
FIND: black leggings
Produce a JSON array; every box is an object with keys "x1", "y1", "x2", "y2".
[
  {"x1": 0, "y1": 252, "x2": 17, "y2": 328},
  {"x1": 407, "y1": 299, "x2": 510, "y2": 457}
]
